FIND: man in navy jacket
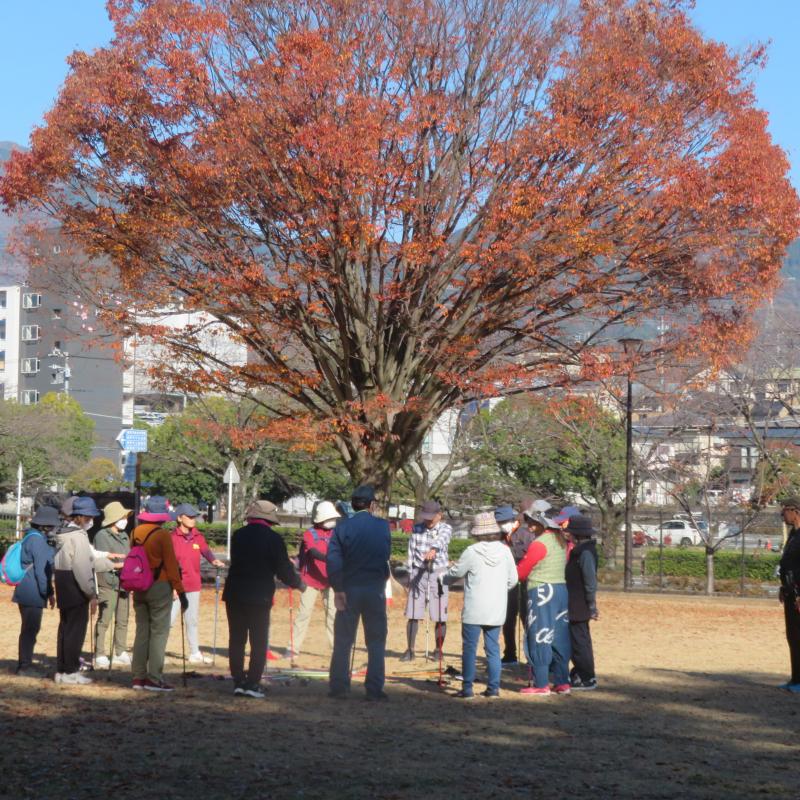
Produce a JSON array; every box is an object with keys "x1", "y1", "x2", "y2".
[{"x1": 327, "y1": 485, "x2": 391, "y2": 700}]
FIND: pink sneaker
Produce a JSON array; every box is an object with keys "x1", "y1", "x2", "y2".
[
  {"x1": 519, "y1": 686, "x2": 551, "y2": 696},
  {"x1": 553, "y1": 683, "x2": 571, "y2": 695}
]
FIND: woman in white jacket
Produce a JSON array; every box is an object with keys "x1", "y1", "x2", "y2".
[{"x1": 444, "y1": 511, "x2": 518, "y2": 698}]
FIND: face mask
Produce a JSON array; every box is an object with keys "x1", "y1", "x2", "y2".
[
  {"x1": 322, "y1": 520, "x2": 337, "y2": 530},
  {"x1": 500, "y1": 521, "x2": 516, "y2": 535},
  {"x1": 115, "y1": 518, "x2": 128, "y2": 531},
  {"x1": 81, "y1": 519, "x2": 94, "y2": 531}
]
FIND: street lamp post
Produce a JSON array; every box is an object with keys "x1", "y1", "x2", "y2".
[{"x1": 621, "y1": 337, "x2": 643, "y2": 591}]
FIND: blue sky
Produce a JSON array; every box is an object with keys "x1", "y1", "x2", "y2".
[{"x1": 0, "y1": 0, "x2": 798, "y2": 187}]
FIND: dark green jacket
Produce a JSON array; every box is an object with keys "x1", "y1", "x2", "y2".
[{"x1": 94, "y1": 526, "x2": 131, "y2": 590}]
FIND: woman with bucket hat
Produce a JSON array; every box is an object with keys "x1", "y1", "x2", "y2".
[
  {"x1": 563, "y1": 514, "x2": 599, "y2": 690},
  {"x1": 93, "y1": 501, "x2": 133, "y2": 668},
  {"x1": 169, "y1": 503, "x2": 225, "y2": 664},
  {"x1": 516, "y1": 506, "x2": 572, "y2": 697},
  {"x1": 444, "y1": 511, "x2": 518, "y2": 699},
  {"x1": 12, "y1": 505, "x2": 59, "y2": 676},
  {"x1": 53, "y1": 496, "x2": 101, "y2": 685},
  {"x1": 288, "y1": 500, "x2": 341, "y2": 660}
]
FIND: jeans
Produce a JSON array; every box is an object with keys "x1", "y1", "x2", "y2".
[
  {"x1": 132, "y1": 581, "x2": 173, "y2": 682},
  {"x1": 95, "y1": 582, "x2": 129, "y2": 658},
  {"x1": 18, "y1": 605, "x2": 43, "y2": 670},
  {"x1": 526, "y1": 583, "x2": 571, "y2": 688},
  {"x1": 171, "y1": 590, "x2": 201, "y2": 655},
  {"x1": 226, "y1": 599, "x2": 270, "y2": 688},
  {"x1": 461, "y1": 623, "x2": 501, "y2": 696},
  {"x1": 329, "y1": 583, "x2": 387, "y2": 696}
]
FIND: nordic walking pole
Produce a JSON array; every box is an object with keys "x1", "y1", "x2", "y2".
[
  {"x1": 437, "y1": 576, "x2": 445, "y2": 687},
  {"x1": 108, "y1": 582, "x2": 123, "y2": 675},
  {"x1": 181, "y1": 608, "x2": 187, "y2": 688},
  {"x1": 212, "y1": 568, "x2": 220, "y2": 667},
  {"x1": 289, "y1": 588, "x2": 296, "y2": 666},
  {"x1": 424, "y1": 560, "x2": 432, "y2": 660}
]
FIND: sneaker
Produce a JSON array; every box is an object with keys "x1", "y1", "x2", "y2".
[
  {"x1": 112, "y1": 652, "x2": 132, "y2": 666},
  {"x1": 552, "y1": 683, "x2": 571, "y2": 695},
  {"x1": 571, "y1": 676, "x2": 598, "y2": 691},
  {"x1": 480, "y1": 690, "x2": 500, "y2": 698},
  {"x1": 399, "y1": 650, "x2": 415, "y2": 662},
  {"x1": 454, "y1": 689, "x2": 474, "y2": 699},
  {"x1": 243, "y1": 685, "x2": 267, "y2": 699},
  {"x1": 73, "y1": 673, "x2": 93, "y2": 685},
  {"x1": 188, "y1": 653, "x2": 211, "y2": 665},
  {"x1": 234, "y1": 685, "x2": 246, "y2": 696},
  {"x1": 54, "y1": 672, "x2": 64, "y2": 684},
  {"x1": 501, "y1": 656, "x2": 518, "y2": 665},
  {"x1": 520, "y1": 686, "x2": 551, "y2": 696},
  {"x1": 132, "y1": 678, "x2": 147, "y2": 690},
  {"x1": 283, "y1": 648, "x2": 300, "y2": 660},
  {"x1": 778, "y1": 681, "x2": 800, "y2": 693},
  {"x1": 328, "y1": 690, "x2": 348, "y2": 700},
  {"x1": 266, "y1": 649, "x2": 281, "y2": 661},
  {"x1": 428, "y1": 648, "x2": 443, "y2": 661},
  {"x1": 94, "y1": 655, "x2": 110, "y2": 669},
  {"x1": 365, "y1": 691, "x2": 389, "y2": 702},
  {"x1": 142, "y1": 679, "x2": 174, "y2": 692}
]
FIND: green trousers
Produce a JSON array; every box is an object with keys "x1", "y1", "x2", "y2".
[
  {"x1": 132, "y1": 581, "x2": 173, "y2": 682},
  {"x1": 95, "y1": 581, "x2": 129, "y2": 658}
]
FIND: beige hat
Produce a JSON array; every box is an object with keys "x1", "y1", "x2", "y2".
[
  {"x1": 245, "y1": 499, "x2": 280, "y2": 524},
  {"x1": 102, "y1": 501, "x2": 132, "y2": 528},
  {"x1": 471, "y1": 511, "x2": 501, "y2": 538},
  {"x1": 313, "y1": 500, "x2": 341, "y2": 525}
]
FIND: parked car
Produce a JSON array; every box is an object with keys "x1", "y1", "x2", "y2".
[{"x1": 633, "y1": 518, "x2": 707, "y2": 547}]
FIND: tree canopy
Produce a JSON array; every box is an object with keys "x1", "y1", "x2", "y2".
[{"x1": 2, "y1": 0, "x2": 797, "y2": 492}]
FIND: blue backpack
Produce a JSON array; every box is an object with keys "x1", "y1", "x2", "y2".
[{"x1": 0, "y1": 531, "x2": 42, "y2": 586}]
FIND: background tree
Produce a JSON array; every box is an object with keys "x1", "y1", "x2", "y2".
[
  {"x1": 66, "y1": 457, "x2": 122, "y2": 493},
  {"x1": 2, "y1": 0, "x2": 797, "y2": 494},
  {"x1": 0, "y1": 393, "x2": 95, "y2": 497},
  {"x1": 140, "y1": 396, "x2": 351, "y2": 513}
]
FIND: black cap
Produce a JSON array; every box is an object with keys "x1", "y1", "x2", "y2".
[
  {"x1": 352, "y1": 484, "x2": 376, "y2": 503},
  {"x1": 563, "y1": 514, "x2": 596, "y2": 539}
]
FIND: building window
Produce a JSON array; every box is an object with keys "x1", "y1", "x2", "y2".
[
  {"x1": 0, "y1": 290, "x2": 6, "y2": 309},
  {"x1": 0, "y1": 350, "x2": 5, "y2": 370},
  {"x1": 0, "y1": 320, "x2": 5, "y2": 340},
  {"x1": 21, "y1": 389, "x2": 40, "y2": 405},
  {"x1": 21, "y1": 358, "x2": 40, "y2": 375},
  {"x1": 22, "y1": 293, "x2": 42, "y2": 309},
  {"x1": 52, "y1": 244, "x2": 61, "y2": 254},
  {"x1": 21, "y1": 325, "x2": 40, "y2": 342},
  {"x1": 52, "y1": 307, "x2": 62, "y2": 320}
]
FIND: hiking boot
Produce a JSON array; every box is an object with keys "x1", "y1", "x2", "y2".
[
  {"x1": 480, "y1": 690, "x2": 500, "y2": 698},
  {"x1": 520, "y1": 686, "x2": 551, "y2": 697},
  {"x1": 571, "y1": 676, "x2": 598, "y2": 691},
  {"x1": 552, "y1": 683, "x2": 571, "y2": 695},
  {"x1": 112, "y1": 652, "x2": 132, "y2": 666},
  {"x1": 399, "y1": 650, "x2": 415, "y2": 662},
  {"x1": 142, "y1": 678, "x2": 174, "y2": 692},
  {"x1": 188, "y1": 652, "x2": 211, "y2": 665},
  {"x1": 94, "y1": 655, "x2": 110, "y2": 669},
  {"x1": 243, "y1": 684, "x2": 267, "y2": 699},
  {"x1": 365, "y1": 691, "x2": 389, "y2": 702},
  {"x1": 454, "y1": 690, "x2": 474, "y2": 699}
]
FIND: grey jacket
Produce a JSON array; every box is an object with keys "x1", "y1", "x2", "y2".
[{"x1": 54, "y1": 525, "x2": 96, "y2": 603}]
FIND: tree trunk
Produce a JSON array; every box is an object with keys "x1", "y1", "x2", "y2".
[
  {"x1": 598, "y1": 506, "x2": 622, "y2": 570},
  {"x1": 705, "y1": 548, "x2": 715, "y2": 595}
]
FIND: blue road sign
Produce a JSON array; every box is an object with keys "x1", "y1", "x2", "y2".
[
  {"x1": 123, "y1": 452, "x2": 137, "y2": 483},
  {"x1": 116, "y1": 428, "x2": 148, "y2": 453}
]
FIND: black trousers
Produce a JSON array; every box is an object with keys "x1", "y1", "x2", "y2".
[
  {"x1": 502, "y1": 583, "x2": 528, "y2": 660},
  {"x1": 226, "y1": 599, "x2": 270, "y2": 688},
  {"x1": 18, "y1": 605, "x2": 43, "y2": 669},
  {"x1": 569, "y1": 620, "x2": 596, "y2": 682},
  {"x1": 784, "y1": 599, "x2": 800, "y2": 683},
  {"x1": 57, "y1": 602, "x2": 89, "y2": 674}
]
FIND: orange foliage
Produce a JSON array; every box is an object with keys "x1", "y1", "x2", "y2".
[{"x1": 2, "y1": 0, "x2": 798, "y2": 487}]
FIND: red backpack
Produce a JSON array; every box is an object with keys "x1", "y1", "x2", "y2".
[{"x1": 119, "y1": 529, "x2": 161, "y2": 592}]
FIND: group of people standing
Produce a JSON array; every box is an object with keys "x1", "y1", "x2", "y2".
[{"x1": 10, "y1": 484, "x2": 599, "y2": 702}]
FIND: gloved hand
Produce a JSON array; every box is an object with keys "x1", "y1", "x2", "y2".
[{"x1": 178, "y1": 592, "x2": 189, "y2": 612}]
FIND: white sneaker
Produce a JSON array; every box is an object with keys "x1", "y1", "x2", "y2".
[
  {"x1": 243, "y1": 685, "x2": 266, "y2": 699},
  {"x1": 188, "y1": 653, "x2": 211, "y2": 665},
  {"x1": 58, "y1": 672, "x2": 78, "y2": 684},
  {"x1": 54, "y1": 672, "x2": 63, "y2": 684},
  {"x1": 112, "y1": 652, "x2": 131, "y2": 666},
  {"x1": 95, "y1": 655, "x2": 110, "y2": 669},
  {"x1": 73, "y1": 673, "x2": 93, "y2": 685}
]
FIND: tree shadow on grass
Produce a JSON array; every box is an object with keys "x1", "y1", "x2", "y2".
[{"x1": 2, "y1": 663, "x2": 799, "y2": 800}]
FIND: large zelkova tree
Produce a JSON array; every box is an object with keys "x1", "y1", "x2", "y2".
[{"x1": 1, "y1": 0, "x2": 797, "y2": 494}]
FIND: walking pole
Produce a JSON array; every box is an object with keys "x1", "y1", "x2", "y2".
[
  {"x1": 181, "y1": 608, "x2": 187, "y2": 688},
  {"x1": 108, "y1": 582, "x2": 123, "y2": 675},
  {"x1": 424, "y1": 560, "x2": 432, "y2": 660},
  {"x1": 212, "y1": 568, "x2": 220, "y2": 667},
  {"x1": 350, "y1": 613, "x2": 359, "y2": 677},
  {"x1": 289, "y1": 588, "x2": 296, "y2": 667},
  {"x1": 436, "y1": 576, "x2": 445, "y2": 688}
]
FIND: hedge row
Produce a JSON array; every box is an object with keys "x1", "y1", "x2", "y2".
[{"x1": 644, "y1": 549, "x2": 780, "y2": 582}]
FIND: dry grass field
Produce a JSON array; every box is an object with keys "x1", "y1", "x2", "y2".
[{"x1": 1, "y1": 584, "x2": 797, "y2": 799}]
